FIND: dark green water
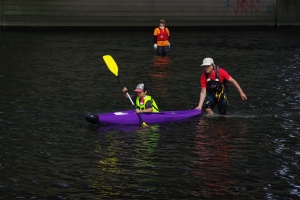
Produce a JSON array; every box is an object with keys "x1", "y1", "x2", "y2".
[{"x1": 0, "y1": 28, "x2": 299, "y2": 199}]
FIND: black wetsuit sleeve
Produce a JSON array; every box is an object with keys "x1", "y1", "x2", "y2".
[
  {"x1": 145, "y1": 101, "x2": 152, "y2": 109},
  {"x1": 131, "y1": 94, "x2": 137, "y2": 101},
  {"x1": 154, "y1": 36, "x2": 157, "y2": 44},
  {"x1": 166, "y1": 27, "x2": 170, "y2": 42}
]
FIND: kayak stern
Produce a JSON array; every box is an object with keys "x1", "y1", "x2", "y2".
[{"x1": 85, "y1": 114, "x2": 99, "y2": 124}]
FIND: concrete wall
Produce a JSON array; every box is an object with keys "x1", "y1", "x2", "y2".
[
  {"x1": 0, "y1": 0, "x2": 299, "y2": 27},
  {"x1": 277, "y1": 0, "x2": 300, "y2": 25},
  {"x1": 0, "y1": 0, "x2": 2, "y2": 26}
]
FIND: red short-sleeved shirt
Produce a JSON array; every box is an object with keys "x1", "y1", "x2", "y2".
[{"x1": 200, "y1": 68, "x2": 231, "y2": 88}]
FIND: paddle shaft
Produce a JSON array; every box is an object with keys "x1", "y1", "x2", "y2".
[{"x1": 116, "y1": 76, "x2": 146, "y2": 124}]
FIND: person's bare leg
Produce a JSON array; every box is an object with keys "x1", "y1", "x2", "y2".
[{"x1": 205, "y1": 108, "x2": 213, "y2": 115}]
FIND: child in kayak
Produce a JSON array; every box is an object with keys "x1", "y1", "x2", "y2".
[{"x1": 122, "y1": 83, "x2": 159, "y2": 113}]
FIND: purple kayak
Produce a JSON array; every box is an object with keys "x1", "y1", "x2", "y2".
[{"x1": 85, "y1": 109, "x2": 202, "y2": 125}]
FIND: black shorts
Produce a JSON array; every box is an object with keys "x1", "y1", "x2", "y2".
[{"x1": 205, "y1": 92, "x2": 228, "y2": 115}]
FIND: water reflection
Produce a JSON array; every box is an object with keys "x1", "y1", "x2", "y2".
[
  {"x1": 271, "y1": 130, "x2": 300, "y2": 198},
  {"x1": 191, "y1": 117, "x2": 247, "y2": 197},
  {"x1": 136, "y1": 125, "x2": 160, "y2": 155},
  {"x1": 90, "y1": 133, "x2": 122, "y2": 197},
  {"x1": 153, "y1": 56, "x2": 171, "y2": 67},
  {"x1": 150, "y1": 56, "x2": 172, "y2": 99},
  {"x1": 192, "y1": 119, "x2": 233, "y2": 196},
  {"x1": 89, "y1": 125, "x2": 160, "y2": 197}
]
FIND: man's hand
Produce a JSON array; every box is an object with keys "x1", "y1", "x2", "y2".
[{"x1": 240, "y1": 92, "x2": 247, "y2": 100}]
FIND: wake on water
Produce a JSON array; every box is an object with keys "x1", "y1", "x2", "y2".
[{"x1": 201, "y1": 113, "x2": 270, "y2": 119}]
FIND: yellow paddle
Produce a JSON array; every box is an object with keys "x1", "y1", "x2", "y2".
[{"x1": 103, "y1": 55, "x2": 148, "y2": 126}]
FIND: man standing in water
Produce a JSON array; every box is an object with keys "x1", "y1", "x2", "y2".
[
  {"x1": 195, "y1": 58, "x2": 247, "y2": 115},
  {"x1": 153, "y1": 19, "x2": 170, "y2": 57}
]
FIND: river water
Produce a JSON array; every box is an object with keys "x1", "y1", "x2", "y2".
[{"x1": 0, "y1": 27, "x2": 299, "y2": 199}]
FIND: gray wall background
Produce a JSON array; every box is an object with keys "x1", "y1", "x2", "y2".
[{"x1": 0, "y1": 0, "x2": 299, "y2": 27}]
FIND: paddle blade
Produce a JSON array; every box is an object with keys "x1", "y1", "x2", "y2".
[
  {"x1": 142, "y1": 121, "x2": 148, "y2": 126},
  {"x1": 103, "y1": 55, "x2": 118, "y2": 76}
]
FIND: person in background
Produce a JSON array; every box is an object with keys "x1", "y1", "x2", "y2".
[
  {"x1": 122, "y1": 83, "x2": 159, "y2": 113},
  {"x1": 195, "y1": 58, "x2": 247, "y2": 115},
  {"x1": 153, "y1": 19, "x2": 170, "y2": 57}
]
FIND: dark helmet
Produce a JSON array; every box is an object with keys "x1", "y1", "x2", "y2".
[{"x1": 159, "y1": 19, "x2": 165, "y2": 24}]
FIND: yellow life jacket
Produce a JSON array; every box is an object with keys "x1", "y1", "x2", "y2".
[{"x1": 135, "y1": 95, "x2": 159, "y2": 112}]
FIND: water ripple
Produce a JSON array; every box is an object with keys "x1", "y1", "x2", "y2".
[{"x1": 1, "y1": 29, "x2": 300, "y2": 199}]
